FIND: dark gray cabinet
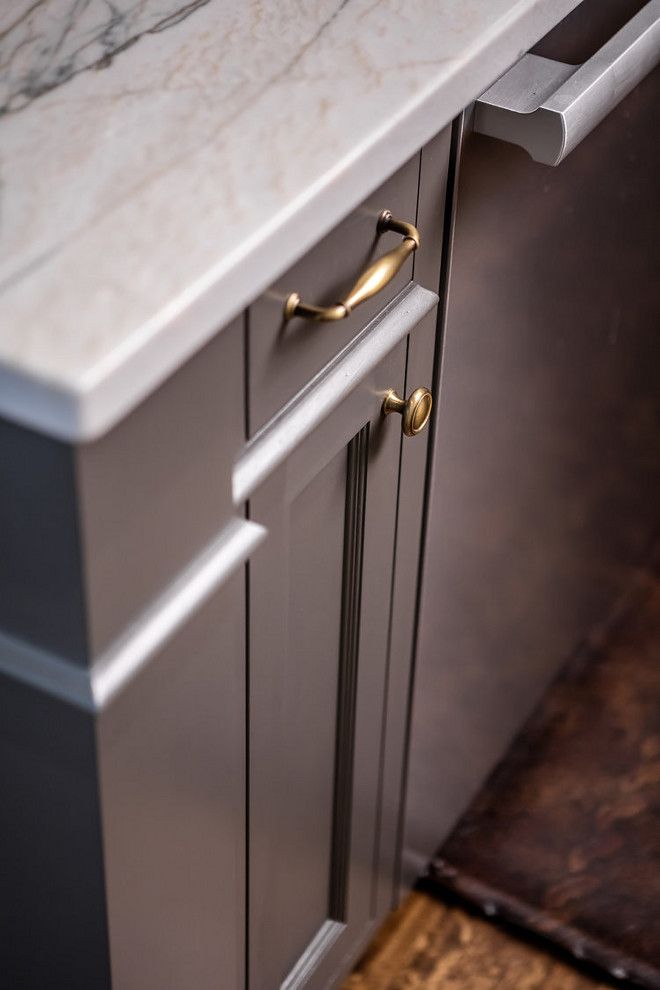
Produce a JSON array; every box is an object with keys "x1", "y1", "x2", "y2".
[
  {"x1": 0, "y1": 319, "x2": 245, "y2": 665},
  {"x1": 96, "y1": 570, "x2": 248, "y2": 990},
  {"x1": 243, "y1": 282, "x2": 438, "y2": 989},
  {"x1": 0, "y1": 562, "x2": 250, "y2": 990},
  {"x1": 404, "y1": 0, "x2": 660, "y2": 883},
  {"x1": 242, "y1": 131, "x2": 449, "y2": 988},
  {"x1": 249, "y1": 348, "x2": 404, "y2": 989},
  {"x1": 240, "y1": 126, "x2": 449, "y2": 990},
  {"x1": 0, "y1": 321, "x2": 253, "y2": 990},
  {"x1": 5, "y1": 0, "x2": 660, "y2": 982},
  {"x1": 0, "y1": 126, "x2": 450, "y2": 990}
]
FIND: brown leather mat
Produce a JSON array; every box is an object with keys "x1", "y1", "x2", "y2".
[{"x1": 429, "y1": 562, "x2": 660, "y2": 989}]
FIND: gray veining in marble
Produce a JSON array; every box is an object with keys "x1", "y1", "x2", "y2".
[
  {"x1": 0, "y1": 0, "x2": 582, "y2": 440},
  {"x1": 1, "y1": 1, "x2": 212, "y2": 115}
]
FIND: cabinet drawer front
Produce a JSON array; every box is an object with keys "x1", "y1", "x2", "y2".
[{"x1": 248, "y1": 153, "x2": 420, "y2": 435}]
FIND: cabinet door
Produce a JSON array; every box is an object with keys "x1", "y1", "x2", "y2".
[
  {"x1": 249, "y1": 348, "x2": 402, "y2": 990},
  {"x1": 242, "y1": 285, "x2": 438, "y2": 990},
  {"x1": 405, "y1": 0, "x2": 660, "y2": 881}
]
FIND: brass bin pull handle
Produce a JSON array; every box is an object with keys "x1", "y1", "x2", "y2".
[
  {"x1": 383, "y1": 387, "x2": 433, "y2": 438},
  {"x1": 284, "y1": 210, "x2": 420, "y2": 322}
]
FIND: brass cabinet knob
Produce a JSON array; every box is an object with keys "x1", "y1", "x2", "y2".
[
  {"x1": 283, "y1": 210, "x2": 420, "y2": 322},
  {"x1": 382, "y1": 387, "x2": 433, "y2": 437}
]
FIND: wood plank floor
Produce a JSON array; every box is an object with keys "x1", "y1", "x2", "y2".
[{"x1": 343, "y1": 891, "x2": 618, "y2": 990}]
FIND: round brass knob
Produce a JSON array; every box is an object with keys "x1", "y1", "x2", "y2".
[{"x1": 382, "y1": 386, "x2": 433, "y2": 437}]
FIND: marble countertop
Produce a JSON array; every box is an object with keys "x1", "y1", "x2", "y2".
[{"x1": 0, "y1": 0, "x2": 581, "y2": 440}]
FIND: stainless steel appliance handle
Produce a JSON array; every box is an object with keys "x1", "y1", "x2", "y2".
[{"x1": 474, "y1": 0, "x2": 660, "y2": 166}]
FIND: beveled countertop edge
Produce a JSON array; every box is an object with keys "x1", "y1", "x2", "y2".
[{"x1": 0, "y1": 0, "x2": 581, "y2": 443}]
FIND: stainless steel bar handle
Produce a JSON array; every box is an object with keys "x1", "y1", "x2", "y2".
[{"x1": 474, "y1": 0, "x2": 660, "y2": 166}]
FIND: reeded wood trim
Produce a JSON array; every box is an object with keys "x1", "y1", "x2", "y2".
[{"x1": 330, "y1": 426, "x2": 370, "y2": 922}]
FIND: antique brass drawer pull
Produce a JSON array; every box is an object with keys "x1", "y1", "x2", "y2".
[
  {"x1": 283, "y1": 210, "x2": 420, "y2": 322},
  {"x1": 383, "y1": 387, "x2": 432, "y2": 438}
]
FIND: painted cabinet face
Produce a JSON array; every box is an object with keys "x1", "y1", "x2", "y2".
[
  {"x1": 0, "y1": 323, "x2": 252, "y2": 990},
  {"x1": 97, "y1": 573, "x2": 248, "y2": 990},
  {"x1": 0, "y1": 126, "x2": 447, "y2": 989},
  {"x1": 405, "y1": 0, "x2": 660, "y2": 885},
  {"x1": 248, "y1": 337, "x2": 408, "y2": 990},
  {"x1": 244, "y1": 132, "x2": 449, "y2": 989}
]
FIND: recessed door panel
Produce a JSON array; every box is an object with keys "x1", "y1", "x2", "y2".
[
  {"x1": 249, "y1": 339, "x2": 406, "y2": 990},
  {"x1": 253, "y1": 448, "x2": 346, "y2": 977}
]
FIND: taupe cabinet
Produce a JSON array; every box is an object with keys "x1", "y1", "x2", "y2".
[
  {"x1": 0, "y1": 325, "x2": 250, "y2": 989},
  {"x1": 5, "y1": 3, "x2": 658, "y2": 981},
  {"x1": 404, "y1": 0, "x2": 660, "y2": 881},
  {"x1": 0, "y1": 134, "x2": 449, "y2": 989},
  {"x1": 241, "y1": 134, "x2": 448, "y2": 986},
  {"x1": 248, "y1": 337, "x2": 408, "y2": 988}
]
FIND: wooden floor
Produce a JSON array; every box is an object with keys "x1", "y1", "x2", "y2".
[{"x1": 343, "y1": 891, "x2": 616, "y2": 990}]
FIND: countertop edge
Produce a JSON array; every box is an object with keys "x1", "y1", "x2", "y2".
[{"x1": 0, "y1": 0, "x2": 582, "y2": 443}]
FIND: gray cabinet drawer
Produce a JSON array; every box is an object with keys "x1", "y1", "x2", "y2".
[{"x1": 247, "y1": 152, "x2": 421, "y2": 435}]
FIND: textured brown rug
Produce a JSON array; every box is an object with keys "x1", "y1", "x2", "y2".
[{"x1": 429, "y1": 560, "x2": 660, "y2": 989}]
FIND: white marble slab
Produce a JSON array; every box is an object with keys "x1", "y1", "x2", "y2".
[{"x1": 0, "y1": 0, "x2": 581, "y2": 440}]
